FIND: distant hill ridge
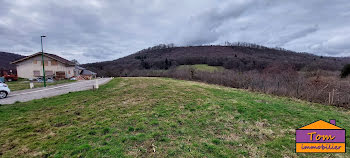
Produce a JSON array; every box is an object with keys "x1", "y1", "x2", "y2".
[
  {"x1": 0, "y1": 52, "x2": 24, "y2": 70},
  {"x1": 83, "y1": 44, "x2": 350, "y2": 76}
]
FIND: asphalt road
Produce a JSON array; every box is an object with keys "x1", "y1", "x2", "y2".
[{"x1": 0, "y1": 78, "x2": 112, "y2": 105}]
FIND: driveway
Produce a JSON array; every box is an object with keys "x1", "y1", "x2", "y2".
[{"x1": 0, "y1": 78, "x2": 112, "y2": 105}]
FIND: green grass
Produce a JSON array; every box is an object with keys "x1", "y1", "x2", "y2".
[
  {"x1": 177, "y1": 64, "x2": 225, "y2": 72},
  {"x1": 0, "y1": 77, "x2": 349, "y2": 157},
  {"x1": 6, "y1": 80, "x2": 76, "y2": 91}
]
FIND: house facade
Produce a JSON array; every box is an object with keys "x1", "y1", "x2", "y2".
[{"x1": 11, "y1": 52, "x2": 76, "y2": 79}]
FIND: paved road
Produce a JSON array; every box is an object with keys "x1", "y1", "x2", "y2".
[{"x1": 0, "y1": 78, "x2": 112, "y2": 105}]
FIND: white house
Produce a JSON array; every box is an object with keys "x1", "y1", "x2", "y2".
[{"x1": 11, "y1": 52, "x2": 76, "y2": 79}]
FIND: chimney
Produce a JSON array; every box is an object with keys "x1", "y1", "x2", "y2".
[{"x1": 330, "y1": 120, "x2": 336, "y2": 125}]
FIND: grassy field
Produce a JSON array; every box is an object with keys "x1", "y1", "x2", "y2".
[
  {"x1": 0, "y1": 77, "x2": 349, "y2": 157},
  {"x1": 6, "y1": 80, "x2": 76, "y2": 91},
  {"x1": 177, "y1": 64, "x2": 225, "y2": 72}
]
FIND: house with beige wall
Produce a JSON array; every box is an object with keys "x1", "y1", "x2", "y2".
[{"x1": 11, "y1": 52, "x2": 76, "y2": 79}]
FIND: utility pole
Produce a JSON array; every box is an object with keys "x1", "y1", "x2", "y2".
[{"x1": 41, "y1": 35, "x2": 47, "y2": 87}]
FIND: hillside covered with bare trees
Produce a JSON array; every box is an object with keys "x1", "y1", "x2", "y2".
[{"x1": 84, "y1": 43, "x2": 350, "y2": 108}]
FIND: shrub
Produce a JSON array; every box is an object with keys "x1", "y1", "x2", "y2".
[{"x1": 340, "y1": 64, "x2": 350, "y2": 78}]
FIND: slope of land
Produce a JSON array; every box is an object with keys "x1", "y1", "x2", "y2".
[
  {"x1": 0, "y1": 77, "x2": 349, "y2": 157},
  {"x1": 0, "y1": 52, "x2": 24, "y2": 70},
  {"x1": 83, "y1": 45, "x2": 350, "y2": 108},
  {"x1": 83, "y1": 45, "x2": 350, "y2": 77},
  {"x1": 177, "y1": 64, "x2": 224, "y2": 72}
]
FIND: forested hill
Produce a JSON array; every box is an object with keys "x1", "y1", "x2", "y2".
[
  {"x1": 0, "y1": 52, "x2": 23, "y2": 70},
  {"x1": 83, "y1": 44, "x2": 350, "y2": 77}
]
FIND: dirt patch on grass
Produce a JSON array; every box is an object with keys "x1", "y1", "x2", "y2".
[{"x1": 218, "y1": 133, "x2": 241, "y2": 142}]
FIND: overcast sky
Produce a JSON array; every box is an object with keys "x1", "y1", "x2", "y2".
[{"x1": 1, "y1": 0, "x2": 350, "y2": 63}]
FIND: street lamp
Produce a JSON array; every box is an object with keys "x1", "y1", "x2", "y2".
[{"x1": 41, "y1": 35, "x2": 47, "y2": 87}]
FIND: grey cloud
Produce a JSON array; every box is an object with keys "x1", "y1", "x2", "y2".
[
  {"x1": 0, "y1": 0, "x2": 350, "y2": 63},
  {"x1": 326, "y1": 36, "x2": 350, "y2": 50},
  {"x1": 83, "y1": 47, "x2": 118, "y2": 60},
  {"x1": 274, "y1": 25, "x2": 320, "y2": 47},
  {"x1": 178, "y1": 0, "x2": 253, "y2": 45},
  {"x1": 60, "y1": 51, "x2": 76, "y2": 56},
  {"x1": 309, "y1": 35, "x2": 350, "y2": 56}
]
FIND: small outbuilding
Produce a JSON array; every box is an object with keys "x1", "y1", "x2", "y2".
[{"x1": 79, "y1": 69, "x2": 97, "y2": 80}]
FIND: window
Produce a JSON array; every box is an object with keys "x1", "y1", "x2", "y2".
[
  {"x1": 33, "y1": 71, "x2": 40, "y2": 77},
  {"x1": 51, "y1": 60, "x2": 58, "y2": 66},
  {"x1": 56, "y1": 71, "x2": 66, "y2": 79},
  {"x1": 45, "y1": 71, "x2": 53, "y2": 76},
  {"x1": 41, "y1": 61, "x2": 49, "y2": 66}
]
